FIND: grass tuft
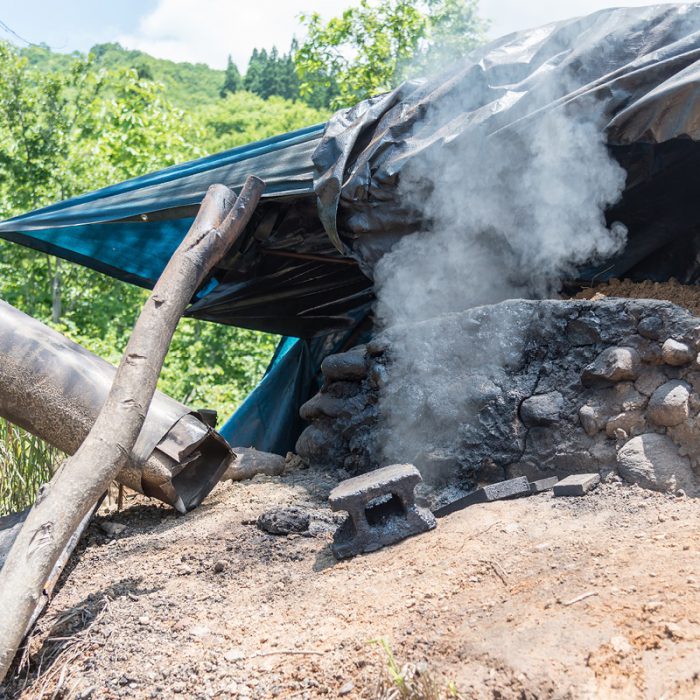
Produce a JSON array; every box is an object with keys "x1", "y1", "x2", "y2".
[
  {"x1": 0, "y1": 419, "x2": 61, "y2": 516},
  {"x1": 371, "y1": 638, "x2": 462, "y2": 700}
]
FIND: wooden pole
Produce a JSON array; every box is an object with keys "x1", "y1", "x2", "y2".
[{"x1": 0, "y1": 177, "x2": 265, "y2": 682}]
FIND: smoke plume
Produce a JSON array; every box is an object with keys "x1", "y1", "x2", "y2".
[{"x1": 373, "y1": 97, "x2": 628, "y2": 474}]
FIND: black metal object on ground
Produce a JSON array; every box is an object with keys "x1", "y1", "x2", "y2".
[
  {"x1": 433, "y1": 477, "x2": 532, "y2": 518},
  {"x1": 329, "y1": 464, "x2": 436, "y2": 559}
]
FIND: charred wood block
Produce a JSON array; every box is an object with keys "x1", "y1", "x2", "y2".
[
  {"x1": 329, "y1": 464, "x2": 436, "y2": 559},
  {"x1": 552, "y1": 473, "x2": 600, "y2": 496},
  {"x1": 433, "y1": 476, "x2": 531, "y2": 517}
]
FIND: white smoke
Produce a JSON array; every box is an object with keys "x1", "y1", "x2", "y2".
[{"x1": 373, "y1": 99, "x2": 628, "y2": 470}]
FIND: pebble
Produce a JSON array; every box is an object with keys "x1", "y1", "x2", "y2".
[
  {"x1": 338, "y1": 681, "x2": 355, "y2": 696},
  {"x1": 100, "y1": 521, "x2": 127, "y2": 537},
  {"x1": 213, "y1": 560, "x2": 227, "y2": 573},
  {"x1": 610, "y1": 635, "x2": 632, "y2": 653}
]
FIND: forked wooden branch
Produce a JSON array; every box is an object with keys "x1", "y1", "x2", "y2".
[{"x1": 0, "y1": 176, "x2": 265, "y2": 682}]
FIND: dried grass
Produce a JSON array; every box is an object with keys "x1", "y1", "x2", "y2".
[{"x1": 11, "y1": 596, "x2": 111, "y2": 699}]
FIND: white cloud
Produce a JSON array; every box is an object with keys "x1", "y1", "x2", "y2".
[
  {"x1": 118, "y1": 0, "x2": 698, "y2": 71},
  {"x1": 117, "y1": 0, "x2": 350, "y2": 70}
]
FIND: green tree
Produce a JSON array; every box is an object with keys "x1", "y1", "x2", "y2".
[
  {"x1": 196, "y1": 90, "x2": 328, "y2": 153},
  {"x1": 295, "y1": 0, "x2": 487, "y2": 109},
  {"x1": 243, "y1": 48, "x2": 265, "y2": 95},
  {"x1": 242, "y1": 45, "x2": 300, "y2": 101},
  {"x1": 220, "y1": 54, "x2": 241, "y2": 97},
  {"x1": 0, "y1": 42, "x2": 279, "y2": 423}
]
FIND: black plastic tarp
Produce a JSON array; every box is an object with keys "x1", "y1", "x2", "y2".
[{"x1": 314, "y1": 3, "x2": 700, "y2": 283}]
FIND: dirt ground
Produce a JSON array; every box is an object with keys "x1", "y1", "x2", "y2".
[{"x1": 2, "y1": 464, "x2": 699, "y2": 700}]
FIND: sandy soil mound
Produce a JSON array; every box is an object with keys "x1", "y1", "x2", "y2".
[
  {"x1": 574, "y1": 279, "x2": 700, "y2": 315},
  {"x1": 2, "y1": 466, "x2": 699, "y2": 699}
]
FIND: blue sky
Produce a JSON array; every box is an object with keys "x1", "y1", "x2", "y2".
[{"x1": 0, "y1": 1, "x2": 692, "y2": 70}]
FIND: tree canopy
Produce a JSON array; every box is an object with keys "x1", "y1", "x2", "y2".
[{"x1": 295, "y1": 0, "x2": 487, "y2": 109}]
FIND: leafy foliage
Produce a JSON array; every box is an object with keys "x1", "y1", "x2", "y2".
[
  {"x1": 296, "y1": 0, "x2": 487, "y2": 109},
  {"x1": 0, "y1": 40, "x2": 320, "y2": 511},
  {"x1": 197, "y1": 91, "x2": 327, "y2": 152},
  {"x1": 0, "y1": 420, "x2": 61, "y2": 516}
]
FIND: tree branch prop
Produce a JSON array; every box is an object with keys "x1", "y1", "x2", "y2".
[{"x1": 0, "y1": 177, "x2": 265, "y2": 682}]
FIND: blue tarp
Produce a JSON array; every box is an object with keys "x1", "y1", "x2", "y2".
[{"x1": 0, "y1": 124, "x2": 325, "y2": 288}]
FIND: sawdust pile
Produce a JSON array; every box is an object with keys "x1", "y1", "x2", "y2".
[{"x1": 575, "y1": 279, "x2": 700, "y2": 315}]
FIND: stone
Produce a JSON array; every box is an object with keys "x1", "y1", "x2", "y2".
[
  {"x1": 637, "y1": 316, "x2": 663, "y2": 340},
  {"x1": 579, "y1": 404, "x2": 605, "y2": 436},
  {"x1": 634, "y1": 367, "x2": 668, "y2": 396},
  {"x1": 223, "y1": 447, "x2": 286, "y2": 481},
  {"x1": 338, "y1": 681, "x2": 355, "y2": 696},
  {"x1": 647, "y1": 380, "x2": 690, "y2": 427},
  {"x1": 100, "y1": 521, "x2": 127, "y2": 537},
  {"x1": 300, "y1": 393, "x2": 354, "y2": 420},
  {"x1": 566, "y1": 319, "x2": 600, "y2": 345},
  {"x1": 617, "y1": 433, "x2": 698, "y2": 495},
  {"x1": 257, "y1": 507, "x2": 310, "y2": 535},
  {"x1": 519, "y1": 392, "x2": 564, "y2": 427},
  {"x1": 552, "y1": 473, "x2": 600, "y2": 496},
  {"x1": 297, "y1": 299, "x2": 700, "y2": 501},
  {"x1": 661, "y1": 338, "x2": 694, "y2": 366},
  {"x1": 321, "y1": 349, "x2": 368, "y2": 381},
  {"x1": 605, "y1": 411, "x2": 645, "y2": 438},
  {"x1": 529, "y1": 476, "x2": 559, "y2": 493},
  {"x1": 213, "y1": 560, "x2": 227, "y2": 573},
  {"x1": 581, "y1": 347, "x2": 641, "y2": 387},
  {"x1": 329, "y1": 464, "x2": 436, "y2": 559},
  {"x1": 433, "y1": 476, "x2": 531, "y2": 517}
]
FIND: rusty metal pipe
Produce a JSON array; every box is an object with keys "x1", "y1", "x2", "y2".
[{"x1": 0, "y1": 300, "x2": 232, "y2": 511}]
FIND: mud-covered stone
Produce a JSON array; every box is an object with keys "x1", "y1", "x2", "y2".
[
  {"x1": 321, "y1": 349, "x2": 368, "y2": 381},
  {"x1": 579, "y1": 404, "x2": 604, "y2": 436},
  {"x1": 647, "y1": 380, "x2": 690, "y2": 427},
  {"x1": 637, "y1": 316, "x2": 663, "y2": 340},
  {"x1": 605, "y1": 411, "x2": 645, "y2": 438},
  {"x1": 520, "y1": 392, "x2": 563, "y2": 427}
]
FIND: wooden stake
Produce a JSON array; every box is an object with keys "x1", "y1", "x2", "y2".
[{"x1": 0, "y1": 177, "x2": 265, "y2": 682}]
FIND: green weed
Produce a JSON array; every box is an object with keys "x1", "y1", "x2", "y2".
[
  {"x1": 0, "y1": 419, "x2": 61, "y2": 516},
  {"x1": 371, "y1": 638, "x2": 462, "y2": 700}
]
